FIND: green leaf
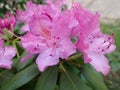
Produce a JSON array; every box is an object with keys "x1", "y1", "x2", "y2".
[
  {"x1": 82, "y1": 66, "x2": 108, "y2": 90},
  {"x1": 16, "y1": 58, "x2": 33, "y2": 72},
  {"x1": 0, "y1": 68, "x2": 4, "y2": 73},
  {"x1": 35, "y1": 66, "x2": 58, "y2": 90},
  {"x1": 1, "y1": 63, "x2": 39, "y2": 90},
  {"x1": 59, "y1": 65, "x2": 92, "y2": 90},
  {"x1": 15, "y1": 52, "x2": 35, "y2": 72},
  {"x1": 0, "y1": 70, "x2": 14, "y2": 87}
]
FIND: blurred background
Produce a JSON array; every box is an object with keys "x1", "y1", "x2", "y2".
[{"x1": 0, "y1": 0, "x2": 120, "y2": 90}]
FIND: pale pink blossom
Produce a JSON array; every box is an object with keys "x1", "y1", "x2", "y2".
[
  {"x1": 0, "y1": 38, "x2": 16, "y2": 69},
  {"x1": 74, "y1": 3, "x2": 116, "y2": 75},
  {"x1": 21, "y1": 7, "x2": 77, "y2": 71}
]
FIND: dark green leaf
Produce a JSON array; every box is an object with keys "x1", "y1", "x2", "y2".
[
  {"x1": 0, "y1": 68, "x2": 4, "y2": 72},
  {"x1": 35, "y1": 66, "x2": 58, "y2": 90},
  {"x1": 1, "y1": 63, "x2": 39, "y2": 90},
  {"x1": 82, "y1": 66, "x2": 108, "y2": 90},
  {"x1": 60, "y1": 67, "x2": 92, "y2": 90},
  {"x1": 0, "y1": 70, "x2": 14, "y2": 87},
  {"x1": 15, "y1": 52, "x2": 35, "y2": 72},
  {"x1": 16, "y1": 58, "x2": 33, "y2": 72}
]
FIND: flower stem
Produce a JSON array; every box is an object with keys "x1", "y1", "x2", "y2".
[
  {"x1": 71, "y1": 61, "x2": 81, "y2": 68},
  {"x1": 12, "y1": 42, "x2": 20, "y2": 58}
]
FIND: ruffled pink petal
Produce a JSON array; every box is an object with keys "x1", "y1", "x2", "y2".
[
  {"x1": 21, "y1": 24, "x2": 30, "y2": 32},
  {"x1": 73, "y1": 2, "x2": 100, "y2": 39},
  {"x1": 0, "y1": 59, "x2": 13, "y2": 69},
  {"x1": 0, "y1": 46, "x2": 16, "y2": 69},
  {"x1": 106, "y1": 44, "x2": 116, "y2": 54},
  {"x1": 46, "y1": 0, "x2": 67, "y2": 14},
  {"x1": 21, "y1": 32, "x2": 46, "y2": 54},
  {"x1": 71, "y1": 25, "x2": 81, "y2": 38},
  {"x1": 16, "y1": 1, "x2": 37, "y2": 23},
  {"x1": 36, "y1": 48, "x2": 59, "y2": 72},
  {"x1": 86, "y1": 51, "x2": 110, "y2": 76},
  {"x1": 52, "y1": 11, "x2": 75, "y2": 38},
  {"x1": 29, "y1": 15, "x2": 51, "y2": 37},
  {"x1": 59, "y1": 38, "x2": 76, "y2": 59},
  {"x1": 4, "y1": 46, "x2": 16, "y2": 58}
]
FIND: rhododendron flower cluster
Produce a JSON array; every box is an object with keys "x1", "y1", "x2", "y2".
[
  {"x1": 19, "y1": 1, "x2": 77, "y2": 72},
  {"x1": 0, "y1": 0, "x2": 116, "y2": 76},
  {"x1": 0, "y1": 13, "x2": 16, "y2": 69},
  {"x1": 0, "y1": 38, "x2": 16, "y2": 69},
  {"x1": 0, "y1": 13, "x2": 16, "y2": 33}
]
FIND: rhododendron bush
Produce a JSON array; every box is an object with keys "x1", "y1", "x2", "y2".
[{"x1": 0, "y1": 0, "x2": 116, "y2": 90}]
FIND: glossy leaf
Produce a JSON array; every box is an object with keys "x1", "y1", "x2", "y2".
[
  {"x1": 1, "y1": 63, "x2": 39, "y2": 90},
  {"x1": 15, "y1": 52, "x2": 35, "y2": 72},
  {"x1": 16, "y1": 59, "x2": 33, "y2": 72},
  {"x1": 82, "y1": 66, "x2": 108, "y2": 90},
  {"x1": 0, "y1": 70, "x2": 14, "y2": 87},
  {"x1": 35, "y1": 66, "x2": 58, "y2": 90},
  {"x1": 59, "y1": 66, "x2": 92, "y2": 90}
]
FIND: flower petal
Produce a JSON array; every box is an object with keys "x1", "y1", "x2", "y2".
[
  {"x1": 0, "y1": 46, "x2": 16, "y2": 69},
  {"x1": 16, "y1": 1, "x2": 37, "y2": 23},
  {"x1": 36, "y1": 48, "x2": 59, "y2": 72},
  {"x1": 86, "y1": 51, "x2": 110, "y2": 76},
  {"x1": 4, "y1": 46, "x2": 16, "y2": 58},
  {"x1": 21, "y1": 32, "x2": 46, "y2": 54},
  {"x1": 21, "y1": 24, "x2": 30, "y2": 32},
  {"x1": 0, "y1": 58, "x2": 13, "y2": 69},
  {"x1": 59, "y1": 38, "x2": 76, "y2": 59}
]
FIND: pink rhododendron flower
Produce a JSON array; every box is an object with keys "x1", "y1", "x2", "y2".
[
  {"x1": 21, "y1": 13, "x2": 76, "y2": 71},
  {"x1": 0, "y1": 13, "x2": 16, "y2": 33},
  {"x1": 35, "y1": 31, "x2": 76, "y2": 71},
  {"x1": 20, "y1": 1, "x2": 77, "y2": 71},
  {"x1": 73, "y1": 3, "x2": 116, "y2": 76},
  {"x1": 19, "y1": 0, "x2": 116, "y2": 75},
  {"x1": 0, "y1": 38, "x2": 16, "y2": 69}
]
